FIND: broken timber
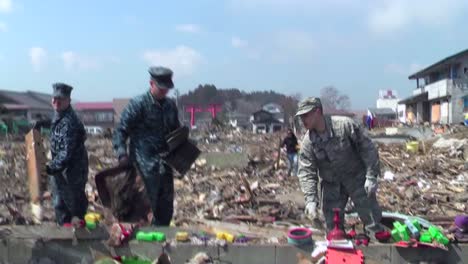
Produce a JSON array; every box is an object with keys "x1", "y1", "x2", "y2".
[{"x1": 25, "y1": 129, "x2": 47, "y2": 224}]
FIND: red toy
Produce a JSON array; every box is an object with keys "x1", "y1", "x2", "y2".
[
  {"x1": 375, "y1": 230, "x2": 391, "y2": 242},
  {"x1": 326, "y1": 248, "x2": 364, "y2": 264},
  {"x1": 327, "y1": 208, "x2": 346, "y2": 241},
  {"x1": 347, "y1": 225, "x2": 357, "y2": 239},
  {"x1": 354, "y1": 234, "x2": 370, "y2": 246}
]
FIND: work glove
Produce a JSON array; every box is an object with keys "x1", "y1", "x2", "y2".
[
  {"x1": 305, "y1": 202, "x2": 318, "y2": 219},
  {"x1": 364, "y1": 175, "x2": 378, "y2": 197},
  {"x1": 45, "y1": 164, "x2": 57, "y2": 176}
]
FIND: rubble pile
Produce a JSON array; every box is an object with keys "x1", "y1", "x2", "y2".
[
  {"x1": 0, "y1": 127, "x2": 466, "y2": 228},
  {"x1": 173, "y1": 131, "x2": 305, "y2": 227},
  {"x1": 0, "y1": 141, "x2": 44, "y2": 224},
  {"x1": 377, "y1": 131, "x2": 468, "y2": 219}
]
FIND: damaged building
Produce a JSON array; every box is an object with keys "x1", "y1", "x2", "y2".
[
  {"x1": 0, "y1": 90, "x2": 53, "y2": 133},
  {"x1": 400, "y1": 49, "x2": 468, "y2": 124}
]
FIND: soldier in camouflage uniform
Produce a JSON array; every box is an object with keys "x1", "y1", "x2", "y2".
[
  {"x1": 296, "y1": 97, "x2": 388, "y2": 237},
  {"x1": 113, "y1": 66, "x2": 180, "y2": 226},
  {"x1": 46, "y1": 83, "x2": 88, "y2": 225}
]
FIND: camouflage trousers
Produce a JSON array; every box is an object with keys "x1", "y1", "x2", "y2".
[
  {"x1": 136, "y1": 160, "x2": 174, "y2": 226},
  {"x1": 49, "y1": 172, "x2": 88, "y2": 225},
  {"x1": 320, "y1": 173, "x2": 383, "y2": 233}
]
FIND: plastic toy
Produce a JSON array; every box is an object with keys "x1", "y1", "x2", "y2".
[
  {"x1": 391, "y1": 221, "x2": 410, "y2": 242},
  {"x1": 428, "y1": 226, "x2": 449, "y2": 246},
  {"x1": 136, "y1": 231, "x2": 166, "y2": 242},
  {"x1": 354, "y1": 233, "x2": 370, "y2": 246},
  {"x1": 326, "y1": 208, "x2": 346, "y2": 241}
]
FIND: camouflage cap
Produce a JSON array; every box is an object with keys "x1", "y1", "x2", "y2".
[{"x1": 295, "y1": 97, "x2": 322, "y2": 116}]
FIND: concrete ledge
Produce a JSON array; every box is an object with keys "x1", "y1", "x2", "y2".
[{"x1": 0, "y1": 226, "x2": 467, "y2": 264}]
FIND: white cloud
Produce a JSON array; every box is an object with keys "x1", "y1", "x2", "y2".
[
  {"x1": 385, "y1": 63, "x2": 425, "y2": 75},
  {"x1": 231, "y1": 37, "x2": 248, "y2": 48},
  {"x1": 61, "y1": 51, "x2": 102, "y2": 71},
  {"x1": 0, "y1": 22, "x2": 6, "y2": 32},
  {"x1": 0, "y1": 0, "x2": 12, "y2": 13},
  {"x1": 175, "y1": 24, "x2": 201, "y2": 33},
  {"x1": 368, "y1": 0, "x2": 468, "y2": 34},
  {"x1": 29, "y1": 47, "x2": 47, "y2": 72},
  {"x1": 142, "y1": 45, "x2": 203, "y2": 76}
]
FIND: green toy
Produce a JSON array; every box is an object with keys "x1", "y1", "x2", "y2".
[
  {"x1": 121, "y1": 256, "x2": 152, "y2": 264},
  {"x1": 405, "y1": 219, "x2": 420, "y2": 239},
  {"x1": 412, "y1": 219, "x2": 421, "y2": 232},
  {"x1": 428, "y1": 226, "x2": 449, "y2": 246},
  {"x1": 391, "y1": 221, "x2": 410, "y2": 242},
  {"x1": 86, "y1": 220, "x2": 97, "y2": 230},
  {"x1": 136, "y1": 231, "x2": 166, "y2": 242},
  {"x1": 419, "y1": 231, "x2": 432, "y2": 243}
]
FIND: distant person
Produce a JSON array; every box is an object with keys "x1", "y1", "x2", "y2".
[
  {"x1": 282, "y1": 128, "x2": 299, "y2": 176},
  {"x1": 46, "y1": 83, "x2": 88, "y2": 225},
  {"x1": 113, "y1": 66, "x2": 180, "y2": 226},
  {"x1": 366, "y1": 110, "x2": 374, "y2": 130}
]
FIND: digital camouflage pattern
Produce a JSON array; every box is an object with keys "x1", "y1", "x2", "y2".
[
  {"x1": 48, "y1": 106, "x2": 88, "y2": 225},
  {"x1": 297, "y1": 115, "x2": 383, "y2": 232},
  {"x1": 113, "y1": 91, "x2": 180, "y2": 226},
  {"x1": 295, "y1": 97, "x2": 322, "y2": 116}
]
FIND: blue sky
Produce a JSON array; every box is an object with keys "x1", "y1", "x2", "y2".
[{"x1": 1, "y1": 0, "x2": 468, "y2": 109}]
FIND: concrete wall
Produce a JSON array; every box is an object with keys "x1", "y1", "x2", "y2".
[
  {"x1": 451, "y1": 79, "x2": 468, "y2": 124},
  {"x1": 425, "y1": 79, "x2": 449, "y2": 100},
  {"x1": 1, "y1": 226, "x2": 468, "y2": 264},
  {"x1": 441, "y1": 100, "x2": 449, "y2": 124},
  {"x1": 416, "y1": 102, "x2": 423, "y2": 123}
]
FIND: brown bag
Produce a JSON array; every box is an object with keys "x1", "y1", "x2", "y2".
[{"x1": 95, "y1": 165, "x2": 150, "y2": 222}]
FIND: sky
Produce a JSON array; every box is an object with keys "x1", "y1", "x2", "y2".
[{"x1": 1, "y1": 0, "x2": 468, "y2": 109}]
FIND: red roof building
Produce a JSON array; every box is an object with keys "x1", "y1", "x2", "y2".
[{"x1": 74, "y1": 101, "x2": 114, "y2": 129}]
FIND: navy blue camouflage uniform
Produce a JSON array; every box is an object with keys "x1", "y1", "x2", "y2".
[
  {"x1": 113, "y1": 90, "x2": 180, "y2": 226},
  {"x1": 48, "y1": 105, "x2": 89, "y2": 225}
]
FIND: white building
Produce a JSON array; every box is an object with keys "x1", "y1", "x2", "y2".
[
  {"x1": 262, "y1": 103, "x2": 285, "y2": 123},
  {"x1": 376, "y1": 90, "x2": 399, "y2": 111},
  {"x1": 397, "y1": 104, "x2": 406, "y2": 123}
]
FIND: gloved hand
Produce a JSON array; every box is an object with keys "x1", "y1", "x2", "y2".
[
  {"x1": 45, "y1": 164, "x2": 56, "y2": 176},
  {"x1": 305, "y1": 202, "x2": 318, "y2": 219},
  {"x1": 45, "y1": 164, "x2": 61, "y2": 176},
  {"x1": 364, "y1": 176, "x2": 378, "y2": 197}
]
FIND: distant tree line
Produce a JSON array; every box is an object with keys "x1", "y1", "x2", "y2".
[
  {"x1": 176, "y1": 84, "x2": 352, "y2": 124},
  {"x1": 178, "y1": 84, "x2": 300, "y2": 123}
]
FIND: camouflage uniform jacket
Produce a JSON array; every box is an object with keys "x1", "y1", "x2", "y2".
[
  {"x1": 297, "y1": 115, "x2": 380, "y2": 204},
  {"x1": 113, "y1": 91, "x2": 180, "y2": 172},
  {"x1": 49, "y1": 106, "x2": 88, "y2": 182}
]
